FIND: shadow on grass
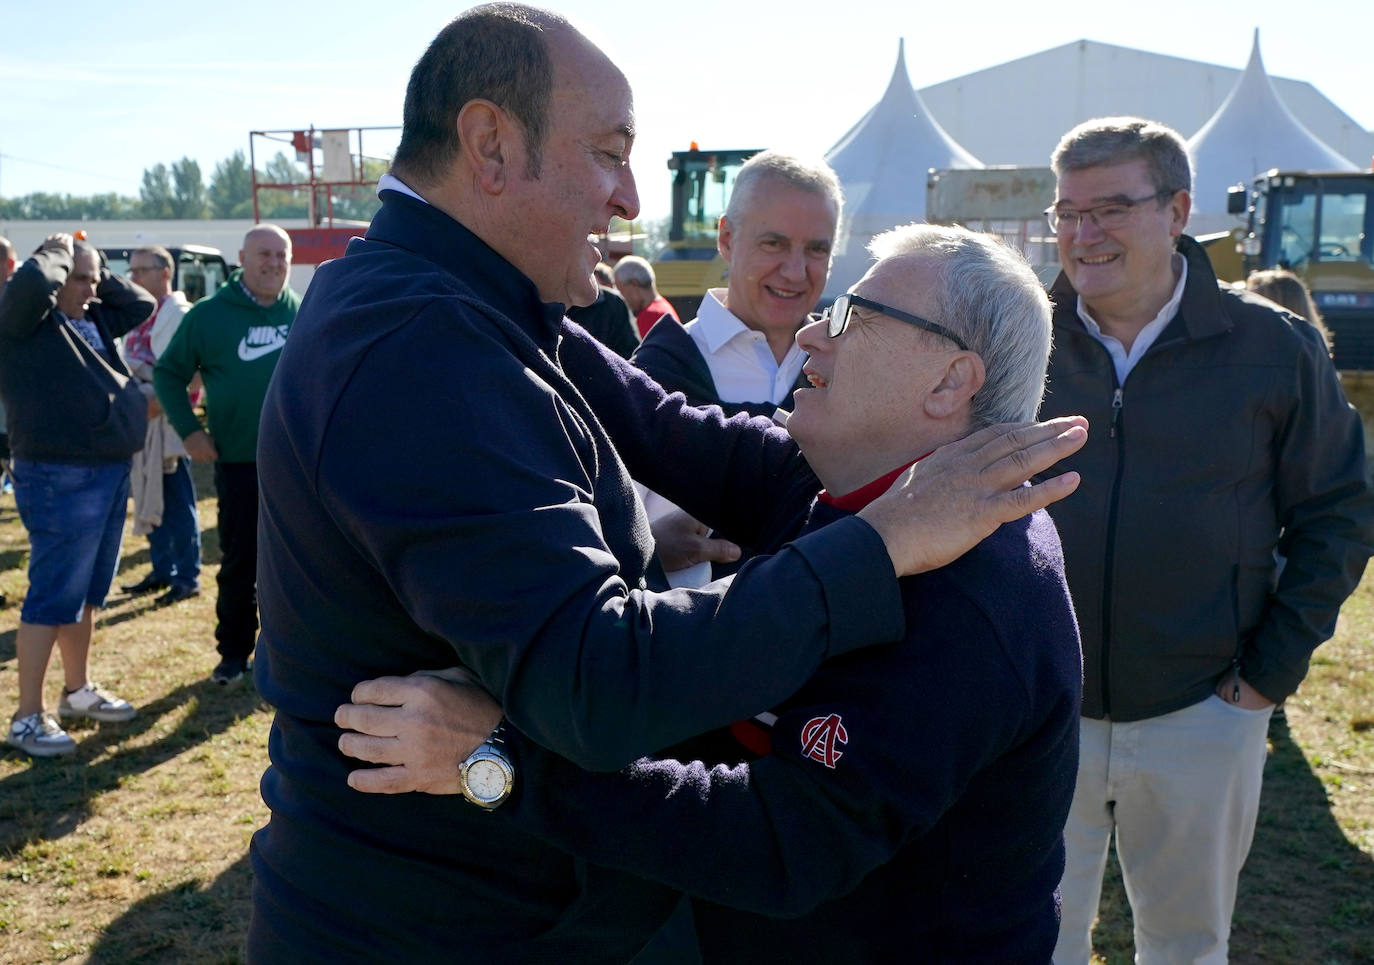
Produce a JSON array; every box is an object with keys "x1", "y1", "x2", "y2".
[
  {"x1": 0, "y1": 594, "x2": 193, "y2": 661},
  {"x1": 1088, "y1": 713, "x2": 1374, "y2": 964},
  {"x1": 0, "y1": 545, "x2": 28, "y2": 574},
  {"x1": 0, "y1": 679, "x2": 268, "y2": 855},
  {"x1": 88, "y1": 854, "x2": 251, "y2": 964}
]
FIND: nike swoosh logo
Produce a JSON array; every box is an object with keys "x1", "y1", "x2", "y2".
[{"x1": 237, "y1": 338, "x2": 286, "y2": 362}]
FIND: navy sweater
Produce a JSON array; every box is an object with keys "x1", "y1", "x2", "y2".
[
  {"x1": 504, "y1": 502, "x2": 1083, "y2": 964},
  {"x1": 248, "y1": 192, "x2": 905, "y2": 962}
]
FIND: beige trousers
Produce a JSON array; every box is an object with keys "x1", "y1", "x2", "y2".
[{"x1": 1053, "y1": 696, "x2": 1273, "y2": 965}]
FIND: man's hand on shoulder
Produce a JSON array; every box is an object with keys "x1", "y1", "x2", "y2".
[
  {"x1": 859, "y1": 416, "x2": 1088, "y2": 577},
  {"x1": 336, "y1": 671, "x2": 504, "y2": 795}
]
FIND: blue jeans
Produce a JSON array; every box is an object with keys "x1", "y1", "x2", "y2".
[
  {"x1": 13, "y1": 459, "x2": 130, "y2": 625},
  {"x1": 147, "y1": 456, "x2": 201, "y2": 590}
]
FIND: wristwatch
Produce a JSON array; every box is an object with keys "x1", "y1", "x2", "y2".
[{"x1": 459, "y1": 720, "x2": 515, "y2": 810}]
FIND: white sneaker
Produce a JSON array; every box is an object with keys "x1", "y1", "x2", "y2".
[
  {"x1": 57, "y1": 684, "x2": 136, "y2": 723},
  {"x1": 8, "y1": 711, "x2": 77, "y2": 757}
]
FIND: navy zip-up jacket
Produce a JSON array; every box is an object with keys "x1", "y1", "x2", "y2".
[{"x1": 248, "y1": 192, "x2": 906, "y2": 962}]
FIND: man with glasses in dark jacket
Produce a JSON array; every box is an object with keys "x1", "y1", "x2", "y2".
[{"x1": 1037, "y1": 116, "x2": 1374, "y2": 965}]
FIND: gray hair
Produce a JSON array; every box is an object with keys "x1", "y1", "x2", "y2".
[
  {"x1": 0, "y1": 236, "x2": 13, "y2": 262},
  {"x1": 1051, "y1": 116, "x2": 1193, "y2": 196},
  {"x1": 724, "y1": 150, "x2": 843, "y2": 234},
  {"x1": 392, "y1": 3, "x2": 566, "y2": 185},
  {"x1": 612, "y1": 254, "x2": 655, "y2": 290},
  {"x1": 134, "y1": 245, "x2": 174, "y2": 273},
  {"x1": 867, "y1": 223, "x2": 1052, "y2": 427}
]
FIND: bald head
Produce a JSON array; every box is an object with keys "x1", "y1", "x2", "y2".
[
  {"x1": 392, "y1": 3, "x2": 572, "y2": 186},
  {"x1": 240, "y1": 224, "x2": 292, "y2": 304}
]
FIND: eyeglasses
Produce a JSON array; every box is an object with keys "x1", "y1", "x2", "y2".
[
  {"x1": 128, "y1": 265, "x2": 161, "y2": 275},
  {"x1": 1044, "y1": 189, "x2": 1175, "y2": 234},
  {"x1": 822, "y1": 292, "x2": 970, "y2": 351}
]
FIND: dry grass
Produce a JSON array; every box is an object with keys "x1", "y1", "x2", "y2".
[{"x1": 0, "y1": 461, "x2": 1371, "y2": 964}]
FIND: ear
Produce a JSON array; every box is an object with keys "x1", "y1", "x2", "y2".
[
  {"x1": 922, "y1": 352, "x2": 986, "y2": 420},
  {"x1": 717, "y1": 214, "x2": 734, "y2": 262},
  {"x1": 457, "y1": 99, "x2": 512, "y2": 195},
  {"x1": 1169, "y1": 189, "x2": 1192, "y2": 239}
]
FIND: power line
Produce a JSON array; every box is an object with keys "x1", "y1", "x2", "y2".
[{"x1": 0, "y1": 152, "x2": 140, "y2": 191}]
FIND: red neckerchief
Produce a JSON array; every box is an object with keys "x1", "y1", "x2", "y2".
[
  {"x1": 728, "y1": 453, "x2": 930, "y2": 756},
  {"x1": 816, "y1": 454, "x2": 929, "y2": 511}
]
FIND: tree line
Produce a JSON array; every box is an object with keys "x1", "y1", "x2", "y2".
[{"x1": 0, "y1": 150, "x2": 383, "y2": 223}]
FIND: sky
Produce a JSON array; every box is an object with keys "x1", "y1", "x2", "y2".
[{"x1": 1, "y1": 0, "x2": 1371, "y2": 225}]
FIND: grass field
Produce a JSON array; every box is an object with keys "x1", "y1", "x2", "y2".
[{"x1": 0, "y1": 461, "x2": 1370, "y2": 964}]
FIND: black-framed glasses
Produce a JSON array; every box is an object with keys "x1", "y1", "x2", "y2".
[
  {"x1": 1044, "y1": 189, "x2": 1175, "y2": 234},
  {"x1": 823, "y1": 292, "x2": 970, "y2": 351}
]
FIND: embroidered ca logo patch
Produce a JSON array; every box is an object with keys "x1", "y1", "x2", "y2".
[{"x1": 800, "y1": 713, "x2": 848, "y2": 769}]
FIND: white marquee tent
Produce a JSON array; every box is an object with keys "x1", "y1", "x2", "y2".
[
  {"x1": 823, "y1": 40, "x2": 982, "y2": 300},
  {"x1": 1187, "y1": 30, "x2": 1358, "y2": 218}
]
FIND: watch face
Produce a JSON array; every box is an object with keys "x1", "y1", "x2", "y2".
[{"x1": 466, "y1": 758, "x2": 510, "y2": 803}]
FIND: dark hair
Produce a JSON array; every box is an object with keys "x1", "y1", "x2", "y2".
[{"x1": 391, "y1": 3, "x2": 565, "y2": 185}]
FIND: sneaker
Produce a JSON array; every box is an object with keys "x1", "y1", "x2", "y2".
[
  {"x1": 211, "y1": 656, "x2": 251, "y2": 685},
  {"x1": 58, "y1": 683, "x2": 137, "y2": 722},
  {"x1": 8, "y1": 711, "x2": 77, "y2": 757}
]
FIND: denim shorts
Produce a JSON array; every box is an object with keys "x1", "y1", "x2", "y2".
[{"x1": 13, "y1": 459, "x2": 131, "y2": 625}]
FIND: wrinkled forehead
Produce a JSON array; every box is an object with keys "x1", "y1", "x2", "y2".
[
  {"x1": 738, "y1": 180, "x2": 839, "y2": 242},
  {"x1": 1054, "y1": 158, "x2": 1155, "y2": 203},
  {"x1": 243, "y1": 228, "x2": 291, "y2": 254},
  {"x1": 854, "y1": 252, "x2": 941, "y2": 317}
]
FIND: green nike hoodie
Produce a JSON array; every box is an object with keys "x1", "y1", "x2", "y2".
[{"x1": 153, "y1": 269, "x2": 300, "y2": 462}]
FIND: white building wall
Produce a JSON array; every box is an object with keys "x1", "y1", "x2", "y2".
[{"x1": 918, "y1": 41, "x2": 1374, "y2": 176}]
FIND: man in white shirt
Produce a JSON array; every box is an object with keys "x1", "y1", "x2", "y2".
[{"x1": 631, "y1": 150, "x2": 841, "y2": 585}]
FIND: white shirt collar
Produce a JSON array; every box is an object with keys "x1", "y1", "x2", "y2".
[
  {"x1": 377, "y1": 172, "x2": 429, "y2": 205},
  {"x1": 1076, "y1": 252, "x2": 1188, "y2": 384},
  {"x1": 694, "y1": 289, "x2": 757, "y2": 354}
]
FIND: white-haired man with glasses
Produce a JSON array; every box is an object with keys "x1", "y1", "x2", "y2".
[
  {"x1": 120, "y1": 246, "x2": 201, "y2": 606},
  {"x1": 335, "y1": 222, "x2": 1085, "y2": 962},
  {"x1": 1036, "y1": 116, "x2": 1374, "y2": 965}
]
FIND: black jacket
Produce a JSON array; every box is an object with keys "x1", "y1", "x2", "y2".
[
  {"x1": 631, "y1": 309, "x2": 808, "y2": 420},
  {"x1": 0, "y1": 247, "x2": 154, "y2": 463},
  {"x1": 566, "y1": 285, "x2": 640, "y2": 359},
  {"x1": 1038, "y1": 235, "x2": 1374, "y2": 720}
]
